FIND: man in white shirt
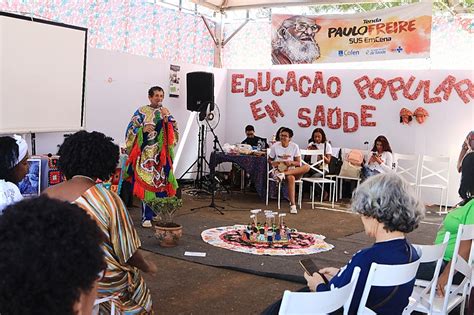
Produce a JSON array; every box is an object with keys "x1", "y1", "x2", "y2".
[{"x1": 268, "y1": 128, "x2": 310, "y2": 214}]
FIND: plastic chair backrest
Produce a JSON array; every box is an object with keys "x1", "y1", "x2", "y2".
[
  {"x1": 405, "y1": 233, "x2": 450, "y2": 314},
  {"x1": 279, "y1": 267, "x2": 361, "y2": 315},
  {"x1": 300, "y1": 149, "x2": 325, "y2": 177},
  {"x1": 419, "y1": 155, "x2": 450, "y2": 186},
  {"x1": 358, "y1": 259, "x2": 421, "y2": 314},
  {"x1": 393, "y1": 153, "x2": 420, "y2": 186},
  {"x1": 440, "y1": 224, "x2": 474, "y2": 313}
]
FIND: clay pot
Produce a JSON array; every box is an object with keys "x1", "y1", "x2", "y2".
[{"x1": 154, "y1": 224, "x2": 183, "y2": 247}]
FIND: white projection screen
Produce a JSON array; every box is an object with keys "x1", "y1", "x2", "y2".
[{"x1": 0, "y1": 12, "x2": 87, "y2": 133}]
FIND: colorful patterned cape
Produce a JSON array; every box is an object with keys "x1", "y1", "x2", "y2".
[{"x1": 124, "y1": 105, "x2": 178, "y2": 201}]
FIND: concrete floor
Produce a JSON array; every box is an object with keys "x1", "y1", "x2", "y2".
[{"x1": 133, "y1": 188, "x2": 444, "y2": 314}]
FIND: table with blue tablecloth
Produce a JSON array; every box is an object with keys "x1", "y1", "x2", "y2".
[{"x1": 209, "y1": 152, "x2": 287, "y2": 201}]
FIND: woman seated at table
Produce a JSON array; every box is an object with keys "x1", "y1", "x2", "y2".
[
  {"x1": 306, "y1": 128, "x2": 332, "y2": 176},
  {"x1": 268, "y1": 127, "x2": 310, "y2": 214},
  {"x1": 44, "y1": 130, "x2": 157, "y2": 314},
  {"x1": 263, "y1": 173, "x2": 423, "y2": 314},
  {"x1": 362, "y1": 135, "x2": 394, "y2": 179}
]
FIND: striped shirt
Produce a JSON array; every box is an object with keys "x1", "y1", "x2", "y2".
[{"x1": 74, "y1": 184, "x2": 152, "y2": 314}]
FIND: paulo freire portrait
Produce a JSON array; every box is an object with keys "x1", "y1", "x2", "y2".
[{"x1": 272, "y1": 16, "x2": 322, "y2": 65}]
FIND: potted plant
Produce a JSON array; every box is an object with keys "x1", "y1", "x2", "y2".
[{"x1": 146, "y1": 197, "x2": 183, "y2": 247}]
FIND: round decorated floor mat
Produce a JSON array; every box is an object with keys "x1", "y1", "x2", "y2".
[{"x1": 201, "y1": 225, "x2": 334, "y2": 256}]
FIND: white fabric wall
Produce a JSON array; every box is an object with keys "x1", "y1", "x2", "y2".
[
  {"x1": 31, "y1": 48, "x2": 227, "y2": 178},
  {"x1": 225, "y1": 68, "x2": 474, "y2": 206}
]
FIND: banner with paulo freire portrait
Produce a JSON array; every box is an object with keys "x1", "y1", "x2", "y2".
[{"x1": 271, "y1": 2, "x2": 432, "y2": 65}]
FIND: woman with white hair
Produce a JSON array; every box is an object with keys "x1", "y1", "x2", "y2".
[
  {"x1": 0, "y1": 135, "x2": 28, "y2": 214},
  {"x1": 304, "y1": 173, "x2": 424, "y2": 314}
]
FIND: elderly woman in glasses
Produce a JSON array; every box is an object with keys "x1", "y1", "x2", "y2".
[
  {"x1": 0, "y1": 135, "x2": 29, "y2": 214},
  {"x1": 304, "y1": 173, "x2": 424, "y2": 314}
]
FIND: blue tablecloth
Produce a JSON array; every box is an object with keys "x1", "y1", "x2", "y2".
[{"x1": 210, "y1": 152, "x2": 267, "y2": 200}]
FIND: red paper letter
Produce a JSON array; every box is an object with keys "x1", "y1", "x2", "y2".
[
  {"x1": 250, "y1": 99, "x2": 266, "y2": 120},
  {"x1": 271, "y1": 77, "x2": 285, "y2": 97},
  {"x1": 343, "y1": 112, "x2": 359, "y2": 133},
  {"x1": 265, "y1": 100, "x2": 285, "y2": 123},
  {"x1": 298, "y1": 76, "x2": 312, "y2": 97},
  {"x1": 361, "y1": 105, "x2": 376, "y2": 127},
  {"x1": 231, "y1": 74, "x2": 244, "y2": 93},
  {"x1": 327, "y1": 107, "x2": 342, "y2": 129},
  {"x1": 353, "y1": 75, "x2": 371, "y2": 99},
  {"x1": 298, "y1": 108, "x2": 312, "y2": 127},
  {"x1": 327, "y1": 76, "x2": 342, "y2": 98},
  {"x1": 244, "y1": 78, "x2": 258, "y2": 97},
  {"x1": 312, "y1": 105, "x2": 326, "y2": 126}
]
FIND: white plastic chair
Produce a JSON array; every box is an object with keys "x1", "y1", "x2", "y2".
[
  {"x1": 357, "y1": 259, "x2": 421, "y2": 314},
  {"x1": 403, "y1": 232, "x2": 450, "y2": 314},
  {"x1": 417, "y1": 155, "x2": 450, "y2": 214},
  {"x1": 279, "y1": 267, "x2": 361, "y2": 315},
  {"x1": 265, "y1": 149, "x2": 303, "y2": 210},
  {"x1": 300, "y1": 149, "x2": 336, "y2": 209},
  {"x1": 406, "y1": 225, "x2": 474, "y2": 315},
  {"x1": 394, "y1": 153, "x2": 420, "y2": 190},
  {"x1": 94, "y1": 296, "x2": 117, "y2": 315}
]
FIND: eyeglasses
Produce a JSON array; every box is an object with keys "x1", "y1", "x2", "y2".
[{"x1": 295, "y1": 23, "x2": 320, "y2": 33}]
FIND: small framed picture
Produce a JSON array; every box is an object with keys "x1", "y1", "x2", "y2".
[{"x1": 18, "y1": 158, "x2": 42, "y2": 197}]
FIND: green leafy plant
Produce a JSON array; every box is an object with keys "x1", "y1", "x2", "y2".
[{"x1": 146, "y1": 197, "x2": 183, "y2": 228}]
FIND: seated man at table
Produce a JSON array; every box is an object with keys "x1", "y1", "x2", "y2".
[
  {"x1": 242, "y1": 125, "x2": 268, "y2": 150},
  {"x1": 268, "y1": 127, "x2": 310, "y2": 214}
]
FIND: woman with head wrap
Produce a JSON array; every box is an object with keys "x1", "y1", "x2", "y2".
[{"x1": 0, "y1": 135, "x2": 29, "y2": 214}]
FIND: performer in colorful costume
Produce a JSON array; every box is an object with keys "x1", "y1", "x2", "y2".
[{"x1": 125, "y1": 86, "x2": 179, "y2": 227}]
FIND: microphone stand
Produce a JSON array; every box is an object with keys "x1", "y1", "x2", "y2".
[{"x1": 190, "y1": 116, "x2": 224, "y2": 215}]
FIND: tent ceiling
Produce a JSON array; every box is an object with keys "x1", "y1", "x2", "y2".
[
  {"x1": 191, "y1": 0, "x2": 403, "y2": 11},
  {"x1": 190, "y1": 0, "x2": 470, "y2": 12}
]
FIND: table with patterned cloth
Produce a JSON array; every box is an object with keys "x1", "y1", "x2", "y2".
[
  {"x1": 37, "y1": 154, "x2": 127, "y2": 195},
  {"x1": 210, "y1": 152, "x2": 268, "y2": 199}
]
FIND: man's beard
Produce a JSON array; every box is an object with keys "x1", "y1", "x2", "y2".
[{"x1": 278, "y1": 35, "x2": 320, "y2": 64}]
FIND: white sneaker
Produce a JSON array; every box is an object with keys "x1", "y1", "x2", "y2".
[
  {"x1": 290, "y1": 205, "x2": 298, "y2": 214},
  {"x1": 142, "y1": 220, "x2": 152, "y2": 228}
]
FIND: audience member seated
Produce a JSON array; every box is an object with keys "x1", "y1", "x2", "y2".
[
  {"x1": 0, "y1": 196, "x2": 105, "y2": 315},
  {"x1": 242, "y1": 124, "x2": 268, "y2": 149},
  {"x1": 362, "y1": 135, "x2": 394, "y2": 179},
  {"x1": 44, "y1": 131, "x2": 157, "y2": 314},
  {"x1": 304, "y1": 173, "x2": 422, "y2": 314},
  {"x1": 0, "y1": 135, "x2": 29, "y2": 214},
  {"x1": 457, "y1": 130, "x2": 474, "y2": 173},
  {"x1": 306, "y1": 127, "x2": 332, "y2": 176},
  {"x1": 268, "y1": 127, "x2": 310, "y2": 214},
  {"x1": 263, "y1": 173, "x2": 423, "y2": 314},
  {"x1": 417, "y1": 151, "x2": 474, "y2": 296},
  {"x1": 273, "y1": 126, "x2": 287, "y2": 144}
]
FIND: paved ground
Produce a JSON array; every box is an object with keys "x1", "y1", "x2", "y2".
[{"x1": 132, "y1": 187, "x2": 444, "y2": 314}]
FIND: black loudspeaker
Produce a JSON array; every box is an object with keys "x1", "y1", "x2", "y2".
[{"x1": 187, "y1": 72, "x2": 214, "y2": 112}]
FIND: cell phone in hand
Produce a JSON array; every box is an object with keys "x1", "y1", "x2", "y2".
[{"x1": 299, "y1": 259, "x2": 329, "y2": 284}]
